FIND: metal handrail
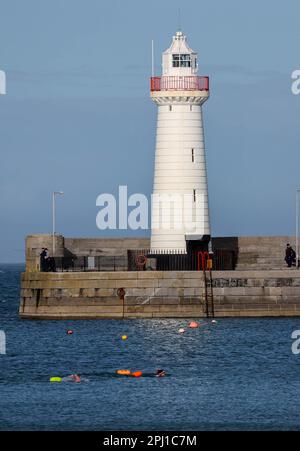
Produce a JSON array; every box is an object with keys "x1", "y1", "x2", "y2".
[{"x1": 150, "y1": 76, "x2": 209, "y2": 92}]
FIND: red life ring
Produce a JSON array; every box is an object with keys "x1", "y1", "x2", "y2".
[
  {"x1": 117, "y1": 288, "x2": 125, "y2": 299},
  {"x1": 135, "y1": 254, "x2": 147, "y2": 267}
]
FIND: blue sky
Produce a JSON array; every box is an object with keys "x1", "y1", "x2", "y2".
[{"x1": 0, "y1": 0, "x2": 300, "y2": 262}]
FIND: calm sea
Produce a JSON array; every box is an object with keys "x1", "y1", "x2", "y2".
[{"x1": 0, "y1": 263, "x2": 300, "y2": 431}]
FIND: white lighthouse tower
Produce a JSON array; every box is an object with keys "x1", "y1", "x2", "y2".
[{"x1": 150, "y1": 30, "x2": 210, "y2": 258}]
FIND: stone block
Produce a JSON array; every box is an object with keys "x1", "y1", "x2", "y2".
[
  {"x1": 150, "y1": 297, "x2": 179, "y2": 305},
  {"x1": 126, "y1": 288, "x2": 155, "y2": 297},
  {"x1": 281, "y1": 287, "x2": 300, "y2": 296},
  {"x1": 136, "y1": 279, "x2": 159, "y2": 288},
  {"x1": 183, "y1": 288, "x2": 203, "y2": 296},
  {"x1": 158, "y1": 278, "x2": 184, "y2": 288}
]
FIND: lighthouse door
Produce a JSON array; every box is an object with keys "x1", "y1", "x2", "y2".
[{"x1": 186, "y1": 238, "x2": 210, "y2": 270}]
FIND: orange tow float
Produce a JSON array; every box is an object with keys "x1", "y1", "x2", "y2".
[
  {"x1": 116, "y1": 369, "x2": 131, "y2": 376},
  {"x1": 116, "y1": 369, "x2": 143, "y2": 377}
]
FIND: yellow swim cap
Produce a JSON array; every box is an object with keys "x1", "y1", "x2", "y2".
[{"x1": 50, "y1": 377, "x2": 62, "y2": 383}]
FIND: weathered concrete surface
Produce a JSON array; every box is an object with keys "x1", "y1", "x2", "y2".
[
  {"x1": 20, "y1": 271, "x2": 206, "y2": 319},
  {"x1": 235, "y1": 236, "x2": 293, "y2": 270},
  {"x1": 64, "y1": 237, "x2": 150, "y2": 257},
  {"x1": 25, "y1": 234, "x2": 64, "y2": 272},
  {"x1": 25, "y1": 235, "x2": 151, "y2": 273},
  {"x1": 26, "y1": 234, "x2": 293, "y2": 272},
  {"x1": 21, "y1": 234, "x2": 300, "y2": 319},
  {"x1": 20, "y1": 269, "x2": 300, "y2": 319}
]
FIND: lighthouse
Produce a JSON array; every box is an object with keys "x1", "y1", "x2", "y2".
[{"x1": 150, "y1": 30, "x2": 210, "y2": 261}]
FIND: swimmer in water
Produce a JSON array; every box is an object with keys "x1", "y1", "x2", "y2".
[
  {"x1": 68, "y1": 374, "x2": 81, "y2": 382},
  {"x1": 156, "y1": 369, "x2": 166, "y2": 377},
  {"x1": 60, "y1": 374, "x2": 89, "y2": 383}
]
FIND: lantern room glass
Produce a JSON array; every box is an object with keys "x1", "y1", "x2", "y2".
[{"x1": 172, "y1": 54, "x2": 191, "y2": 68}]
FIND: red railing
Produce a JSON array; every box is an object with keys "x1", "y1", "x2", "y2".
[
  {"x1": 197, "y1": 251, "x2": 210, "y2": 271},
  {"x1": 150, "y1": 76, "x2": 209, "y2": 92}
]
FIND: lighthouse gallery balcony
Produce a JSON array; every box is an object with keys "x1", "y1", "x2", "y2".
[{"x1": 150, "y1": 76, "x2": 209, "y2": 92}]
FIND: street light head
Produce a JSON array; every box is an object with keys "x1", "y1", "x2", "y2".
[{"x1": 53, "y1": 191, "x2": 64, "y2": 195}]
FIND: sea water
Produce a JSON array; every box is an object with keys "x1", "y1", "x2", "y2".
[{"x1": 0, "y1": 263, "x2": 300, "y2": 431}]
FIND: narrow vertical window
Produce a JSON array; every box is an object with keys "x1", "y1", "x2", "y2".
[
  {"x1": 193, "y1": 189, "x2": 196, "y2": 202},
  {"x1": 169, "y1": 105, "x2": 172, "y2": 111},
  {"x1": 191, "y1": 148, "x2": 194, "y2": 162},
  {"x1": 190, "y1": 105, "x2": 193, "y2": 111}
]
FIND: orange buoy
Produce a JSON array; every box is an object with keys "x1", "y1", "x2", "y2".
[
  {"x1": 116, "y1": 369, "x2": 131, "y2": 376},
  {"x1": 189, "y1": 321, "x2": 199, "y2": 328},
  {"x1": 131, "y1": 371, "x2": 142, "y2": 377}
]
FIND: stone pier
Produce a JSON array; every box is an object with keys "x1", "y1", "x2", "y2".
[
  {"x1": 20, "y1": 269, "x2": 300, "y2": 319},
  {"x1": 20, "y1": 234, "x2": 300, "y2": 319}
]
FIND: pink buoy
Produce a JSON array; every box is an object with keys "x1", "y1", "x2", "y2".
[
  {"x1": 189, "y1": 321, "x2": 199, "y2": 329},
  {"x1": 67, "y1": 330, "x2": 73, "y2": 335},
  {"x1": 178, "y1": 328, "x2": 185, "y2": 334}
]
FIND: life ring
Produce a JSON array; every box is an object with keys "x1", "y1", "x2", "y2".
[
  {"x1": 135, "y1": 254, "x2": 147, "y2": 268},
  {"x1": 117, "y1": 288, "x2": 125, "y2": 299},
  {"x1": 116, "y1": 369, "x2": 131, "y2": 376}
]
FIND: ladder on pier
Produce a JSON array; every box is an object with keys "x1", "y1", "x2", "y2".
[
  {"x1": 204, "y1": 268, "x2": 214, "y2": 318},
  {"x1": 198, "y1": 251, "x2": 215, "y2": 318}
]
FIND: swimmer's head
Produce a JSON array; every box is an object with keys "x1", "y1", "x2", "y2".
[{"x1": 156, "y1": 369, "x2": 166, "y2": 376}]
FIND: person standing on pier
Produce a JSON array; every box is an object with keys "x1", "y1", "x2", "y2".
[
  {"x1": 285, "y1": 244, "x2": 296, "y2": 268},
  {"x1": 40, "y1": 247, "x2": 49, "y2": 272}
]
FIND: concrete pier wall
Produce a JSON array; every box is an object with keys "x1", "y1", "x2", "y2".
[
  {"x1": 20, "y1": 270, "x2": 300, "y2": 319},
  {"x1": 26, "y1": 235, "x2": 150, "y2": 272},
  {"x1": 25, "y1": 234, "x2": 293, "y2": 272},
  {"x1": 20, "y1": 234, "x2": 300, "y2": 319}
]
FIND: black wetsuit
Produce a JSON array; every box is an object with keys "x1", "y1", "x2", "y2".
[
  {"x1": 40, "y1": 250, "x2": 48, "y2": 272},
  {"x1": 285, "y1": 247, "x2": 296, "y2": 268}
]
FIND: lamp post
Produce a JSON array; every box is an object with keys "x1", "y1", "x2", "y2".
[
  {"x1": 52, "y1": 191, "x2": 64, "y2": 256},
  {"x1": 296, "y1": 189, "x2": 300, "y2": 268}
]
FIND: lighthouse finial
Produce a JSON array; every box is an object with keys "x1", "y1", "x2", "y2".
[{"x1": 178, "y1": 8, "x2": 181, "y2": 32}]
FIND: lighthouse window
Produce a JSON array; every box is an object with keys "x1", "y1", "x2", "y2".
[
  {"x1": 191, "y1": 148, "x2": 194, "y2": 162},
  {"x1": 172, "y1": 54, "x2": 191, "y2": 68},
  {"x1": 193, "y1": 189, "x2": 196, "y2": 202}
]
